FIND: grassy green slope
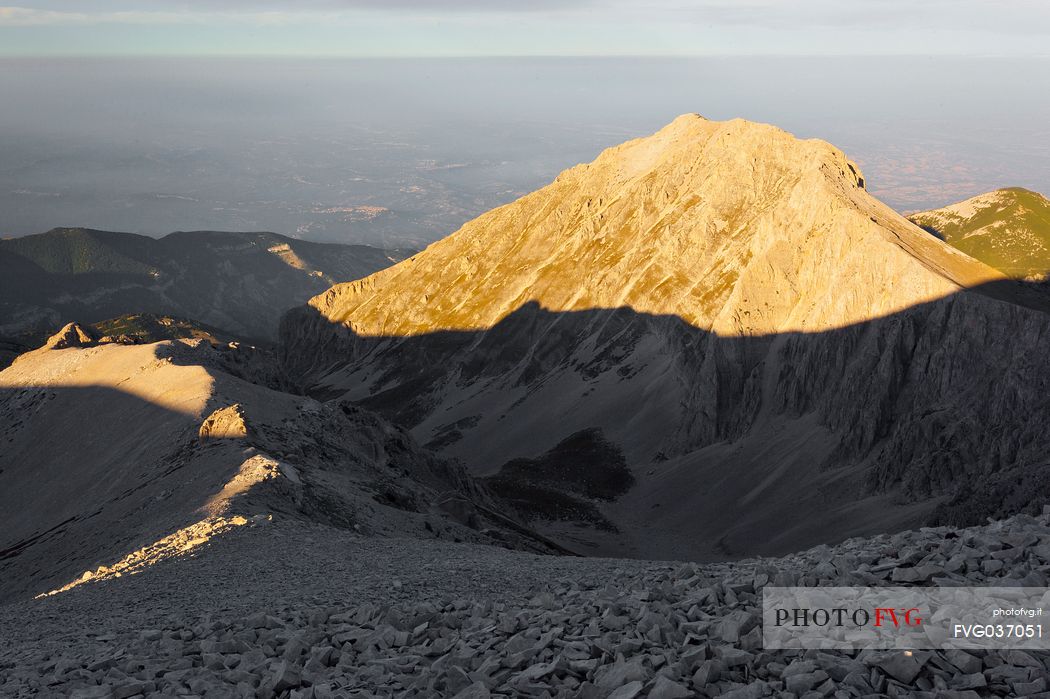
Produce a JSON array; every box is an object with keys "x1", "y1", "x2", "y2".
[
  {"x1": 0, "y1": 228, "x2": 160, "y2": 276},
  {"x1": 90, "y1": 313, "x2": 243, "y2": 346},
  {"x1": 0, "y1": 228, "x2": 412, "y2": 346},
  {"x1": 909, "y1": 188, "x2": 1050, "y2": 279}
]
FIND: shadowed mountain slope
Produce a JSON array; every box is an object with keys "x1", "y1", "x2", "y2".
[
  {"x1": 0, "y1": 329, "x2": 557, "y2": 603},
  {"x1": 280, "y1": 115, "x2": 1050, "y2": 560},
  {"x1": 909, "y1": 187, "x2": 1050, "y2": 279},
  {"x1": 0, "y1": 227, "x2": 411, "y2": 349}
]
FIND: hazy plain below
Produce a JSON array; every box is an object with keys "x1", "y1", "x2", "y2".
[{"x1": 1, "y1": 56, "x2": 1047, "y2": 247}]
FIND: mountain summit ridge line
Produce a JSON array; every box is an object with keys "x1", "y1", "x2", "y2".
[
  {"x1": 293, "y1": 113, "x2": 1002, "y2": 342},
  {"x1": 279, "y1": 114, "x2": 1050, "y2": 560}
]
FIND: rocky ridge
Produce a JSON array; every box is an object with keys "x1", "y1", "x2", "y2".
[
  {"x1": 279, "y1": 115, "x2": 1050, "y2": 559},
  {"x1": 0, "y1": 327, "x2": 555, "y2": 602}
]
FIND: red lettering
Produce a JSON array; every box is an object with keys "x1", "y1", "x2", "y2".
[{"x1": 874, "y1": 608, "x2": 900, "y2": 627}]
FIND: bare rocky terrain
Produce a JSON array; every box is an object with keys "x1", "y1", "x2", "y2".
[
  {"x1": 2, "y1": 511, "x2": 1049, "y2": 697},
  {"x1": 0, "y1": 329, "x2": 559, "y2": 603},
  {"x1": 280, "y1": 114, "x2": 1050, "y2": 560},
  {"x1": 5, "y1": 115, "x2": 1050, "y2": 698}
]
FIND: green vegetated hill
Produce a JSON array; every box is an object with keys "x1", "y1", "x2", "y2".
[
  {"x1": 2, "y1": 228, "x2": 160, "y2": 276},
  {"x1": 0, "y1": 227, "x2": 412, "y2": 354},
  {"x1": 909, "y1": 188, "x2": 1050, "y2": 279},
  {"x1": 90, "y1": 313, "x2": 241, "y2": 347}
]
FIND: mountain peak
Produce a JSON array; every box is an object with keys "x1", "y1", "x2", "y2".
[
  {"x1": 564, "y1": 114, "x2": 864, "y2": 195},
  {"x1": 41, "y1": 322, "x2": 97, "y2": 351},
  {"x1": 654, "y1": 111, "x2": 709, "y2": 133},
  {"x1": 280, "y1": 115, "x2": 1049, "y2": 561},
  {"x1": 301, "y1": 115, "x2": 998, "y2": 341}
]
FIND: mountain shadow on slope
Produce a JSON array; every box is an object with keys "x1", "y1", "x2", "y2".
[
  {"x1": 0, "y1": 338, "x2": 562, "y2": 602},
  {"x1": 485, "y1": 428, "x2": 633, "y2": 532},
  {"x1": 929, "y1": 466, "x2": 1050, "y2": 527},
  {"x1": 279, "y1": 277, "x2": 1050, "y2": 559}
]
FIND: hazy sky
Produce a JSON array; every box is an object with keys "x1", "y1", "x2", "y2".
[
  {"x1": 2, "y1": 1, "x2": 1049, "y2": 56},
  {"x1": 2, "y1": 4, "x2": 1048, "y2": 243}
]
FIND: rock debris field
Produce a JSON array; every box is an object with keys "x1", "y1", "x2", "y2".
[{"x1": 2, "y1": 513, "x2": 1050, "y2": 698}]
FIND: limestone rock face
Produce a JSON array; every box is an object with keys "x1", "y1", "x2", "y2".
[
  {"x1": 286, "y1": 114, "x2": 998, "y2": 343},
  {"x1": 198, "y1": 404, "x2": 249, "y2": 442},
  {"x1": 908, "y1": 187, "x2": 1050, "y2": 279},
  {"x1": 41, "y1": 322, "x2": 97, "y2": 351},
  {"x1": 280, "y1": 115, "x2": 1050, "y2": 560}
]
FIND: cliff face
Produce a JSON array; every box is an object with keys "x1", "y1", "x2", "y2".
[{"x1": 280, "y1": 115, "x2": 1050, "y2": 559}]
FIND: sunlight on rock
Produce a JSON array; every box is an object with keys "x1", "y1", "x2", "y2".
[
  {"x1": 288, "y1": 115, "x2": 1004, "y2": 344},
  {"x1": 201, "y1": 454, "x2": 283, "y2": 516},
  {"x1": 0, "y1": 341, "x2": 214, "y2": 418},
  {"x1": 198, "y1": 403, "x2": 249, "y2": 442},
  {"x1": 34, "y1": 514, "x2": 267, "y2": 599}
]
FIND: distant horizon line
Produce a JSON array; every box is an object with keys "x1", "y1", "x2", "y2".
[{"x1": 2, "y1": 52, "x2": 1048, "y2": 60}]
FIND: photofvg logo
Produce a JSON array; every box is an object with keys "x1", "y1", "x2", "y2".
[
  {"x1": 773, "y1": 605, "x2": 923, "y2": 631},
  {"x1": 763, "y1": 587, "x2": 1050, "y2": 650}
]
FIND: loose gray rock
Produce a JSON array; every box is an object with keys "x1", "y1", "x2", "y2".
[{"x1": 2, "y1": 512, "x2": 1050, "y2": 698}]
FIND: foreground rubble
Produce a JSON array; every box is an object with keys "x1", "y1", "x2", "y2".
[{"x1": 2, "y1": 513, "x2": 1049, "y2": 698}]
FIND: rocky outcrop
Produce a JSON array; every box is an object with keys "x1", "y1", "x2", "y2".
[
  {"x1": 198, "y1": 404, "x2": 250, "y2": 442},
  {"x1": 41, "y1": 322, "x2": 97, "y2": 350},
  {"x1": 280, "y1": 115, "x2": 1050, "y2": 559}
]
